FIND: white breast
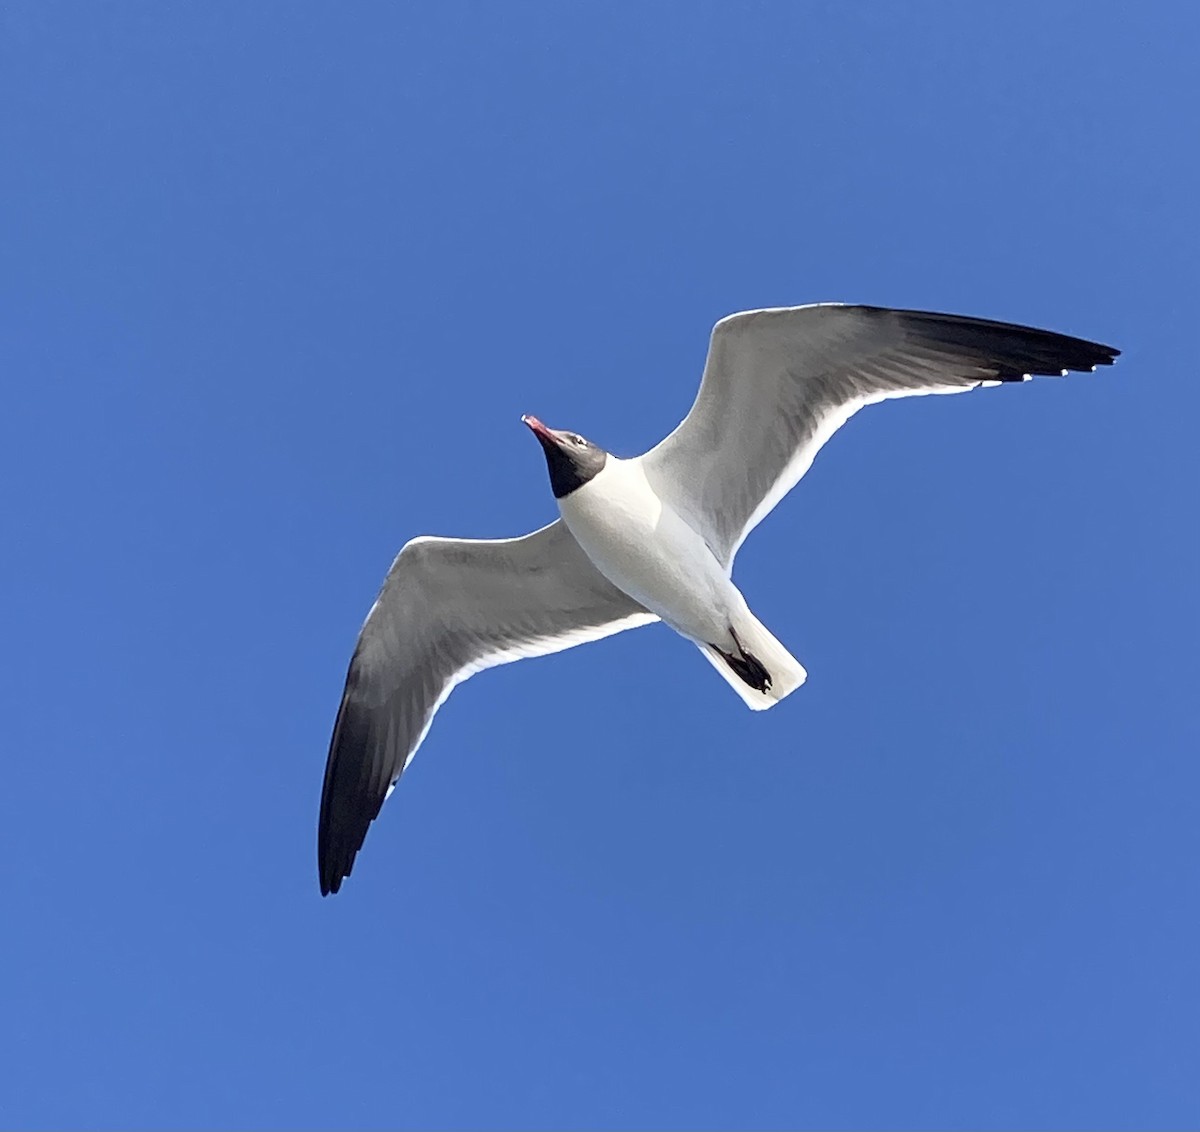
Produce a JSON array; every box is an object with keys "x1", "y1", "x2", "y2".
[{"x1": 556, "y1": 457, "x2": 736, "y2": 643}]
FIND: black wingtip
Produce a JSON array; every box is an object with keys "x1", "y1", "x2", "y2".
[
  {"x1": 318, "y1": 667, "x2": 399, "y2": 896},
  {"x1": 317, "y1": 672, "x2": 378, "y2": 898},
  {"x1": 318, "y1": 855, "x2": 343, "y2": 896},
  {"x1": 317, "y1": 783, "x2": 363, "y2": 898},
  {"x1": 864, "y1": 306, "x2": 1121, "y2": 382},
  {"x1": 318, "y1": 841, "x2": 356, "y2": 897}
]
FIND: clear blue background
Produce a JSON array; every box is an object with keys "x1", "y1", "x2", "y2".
[{"x1": 2, "y1": 3, "x2": 1197, "y2": 1128}]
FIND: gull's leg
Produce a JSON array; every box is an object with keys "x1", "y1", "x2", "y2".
[{"x1": 712, "y1": 627, "x2": 773, "y2": 693}]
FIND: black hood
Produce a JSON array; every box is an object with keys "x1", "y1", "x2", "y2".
[{"x1": 522, "y1": 416, "x2": 608, "y2": 499}]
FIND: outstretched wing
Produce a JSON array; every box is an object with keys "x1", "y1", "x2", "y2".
[
  {"x1": 642, "y1": 304, "x2": 1119, "y2": 567},
  {"x1": 318, "y1": 520, "x2": 656, "y2": 894}
]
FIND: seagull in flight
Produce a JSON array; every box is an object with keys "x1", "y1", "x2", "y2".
[{"x1": 318, "y1": 303, "x2": 1118, "y2": 894}]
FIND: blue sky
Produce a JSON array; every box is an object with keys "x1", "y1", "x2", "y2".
[{"x1": 2, "y1": 2, "x2": 1197, "y2": 1127}]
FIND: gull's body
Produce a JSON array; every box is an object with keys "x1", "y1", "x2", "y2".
[
  {"x1": 318, "y1": 303, "x2": 1119, "y2": 894},
  {"x1": 554, "y1": 453, "x2": 729, "y2": 648},
  {"x1": 557, "y1": 455, "x2": 805, "y2": 708},
  {"x1": 559, "y1": 456, "x2": 716, "y2": 633}
]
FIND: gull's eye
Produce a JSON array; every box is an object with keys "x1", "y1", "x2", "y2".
[{"x1": 572, "y1": 435, "x2": 587, "y2": 447}]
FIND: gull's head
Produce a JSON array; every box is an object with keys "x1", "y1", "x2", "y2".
[{"x1": 521, "y1": 415, "x2": 608, "y2": 499}]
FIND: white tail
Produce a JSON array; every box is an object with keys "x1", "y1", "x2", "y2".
[{"x1": 698, "y1": 611, "x2": 807, "y2": 711}]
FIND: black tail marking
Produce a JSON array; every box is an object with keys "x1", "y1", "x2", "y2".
[{"x1": 716, "y1": 630, "x2": 772, "y2": 693}]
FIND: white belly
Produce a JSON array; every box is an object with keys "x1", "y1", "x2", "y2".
[{"x1": 557, "y1": 457, "x2": 739, "y2": 644}]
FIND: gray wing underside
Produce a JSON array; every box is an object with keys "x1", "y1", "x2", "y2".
[
  {"x1": 642, "y1": 304, "x2": 1120, "y2": 567},
  {"x1": 318, "y1": 520, "x2": 656, "y2": 895}
]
